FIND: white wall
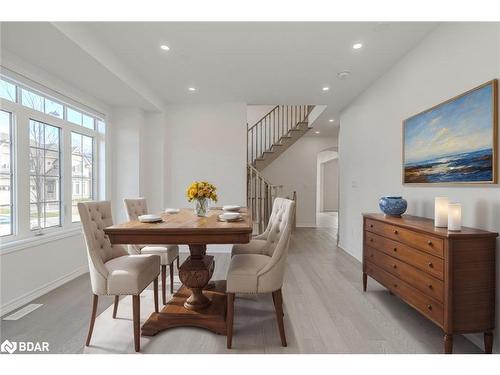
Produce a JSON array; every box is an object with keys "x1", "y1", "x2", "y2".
[
  {"x1": 161, "y1": 103, "x2": 247, "y2": 209},
  {"x1": 339, "y1": 22, "x2": 500, "y2": 351},
  {"x1": 109, "y1": 107, "x2": 145, "y2": 223},
  {"x1": 261, "y1": 135, "x2": 337, "y2": 226}
]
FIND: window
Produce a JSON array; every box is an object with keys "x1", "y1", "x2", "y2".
[
  {"x1": 22, "y1": 89, "x2": 44, "y2": 112},
  {"x1": 71, "y1": 132, "x2": 93, "y2": 222},
  {"x1": 0, "y1": 110, "x2": 13, "y2": 236},
  {"x1": 29, "y1": 120, "x2": 61, "y2": 230},
  {"x1": 45, "y1": 99, "x2": 63, "y2": 119},
  {"x1": 1, "y1": 72, "x2": 105, "y2": 242},
  {"x1": 0, "y1": 79, "x2": 16, "y2": 102}
]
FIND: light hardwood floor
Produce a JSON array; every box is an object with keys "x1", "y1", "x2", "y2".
[{"x1": 0, "y1": 228, "x2": 482, "y2": 354}]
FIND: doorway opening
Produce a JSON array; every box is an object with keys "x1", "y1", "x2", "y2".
[{"x1": 316, "y1": 148, "x2": 338, "y2": 236}]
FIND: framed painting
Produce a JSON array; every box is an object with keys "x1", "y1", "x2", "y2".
[{"x1": 403, "y1": 79, "x2": 498, "y2": 184}]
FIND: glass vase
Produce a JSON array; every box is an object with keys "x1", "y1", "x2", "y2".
[{"x1": 194, "y1": 198, "x2": 209, "y2": 217}]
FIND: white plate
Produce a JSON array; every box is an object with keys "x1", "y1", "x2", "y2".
[
  {"x1": 138, "y1": 214, "x2": 162, "y2": 223},
  {"x1": 218, "y1": 214, "x2": 243, "y2": 222},
  {"x1": 219, "y1": 213, "x2": 242, "y2": 222},
  {"x1": 164, "y1": 208, "x2": 180, "y2": 214},
  {"x1": 222, "y1": 205, "x2": 241, "y2": 212}
]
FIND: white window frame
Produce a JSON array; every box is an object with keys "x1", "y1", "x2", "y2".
[
  {"x1": 0, "y1": 109, "x2": 15, "y2": 237},
  {"x1": 0, "y1": 73, "x2": 106, "y2": 245}
]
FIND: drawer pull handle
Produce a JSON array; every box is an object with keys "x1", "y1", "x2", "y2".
[
  {"x1": 370, "y1": 224, "x2": 373, "y2": 228},
  {"x1": 428, "y1": 284, "x2": 433, "y2": 289},
  {"x1": 393, "y1": 230, "x2": 398, "y2": 234},
  {"x1": 427, "y1": 304, "x2": 432, "y2": 311},
  {"x1": 393, "y1": 284, "x2": 398, "y2": 288},
  {"x1": 393, "y1": 264, "x2": 397, "y2": 269},
  {"x1": 393, "y1": 247, "x2": 397, "y2": 252},
  {"x1": 370, "y1": 238, "x2": 373, "y2": 242},
  {"x1": 428, "y1": 262, "x2": 434, "y2": 268},
  {"x1": 427, "y1": 240, "x2": 433, "y2": 246}
]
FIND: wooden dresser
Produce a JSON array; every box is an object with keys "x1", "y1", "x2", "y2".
[{"x1": 362, "y1": 213, "x2": 498, "y2": 354}]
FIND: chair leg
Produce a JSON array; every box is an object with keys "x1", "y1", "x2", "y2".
[
  {"x1": 86, "y1": 294, "x2": 98, "y2": 346},
  {"x1": 161, "y1": 265, "x2": 167, "y2": 305},
  {"x1": 112, "y1": 295, "x2": 119, "y2": 319},
  {"x1": 169, "y1": 262, "x2": 174, "y2": 294},
  {"x1": 271, "y1": 291, "x2": 284, "y2": 317},
  {"x1": 272, "y1": 289, "x2": 287, "y2": 347},
  {"x1": 226, "y1": 293, "x2": 235, "y2": 349},
  {"x1": 153, "y1": 277, "x2": 159, "y2": 313},
  {"x1": 132, "y1": 295, "x2": 140, "y2": 352},
  {"x1": 176, "y1": 255, "x2": 180, "y2": 270}
]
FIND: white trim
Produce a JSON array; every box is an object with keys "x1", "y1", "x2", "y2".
[
  {"x1": 0, "y1": 227, "x2": 82, "y2": 255},
  {"x1": 0, "y1": 264, "x2": 88, "y2": 317},
  {"x1": 297, "y1": 222, "x2": 317, "y2": 227}
]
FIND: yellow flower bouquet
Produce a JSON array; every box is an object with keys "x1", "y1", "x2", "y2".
[{"x1": 187, "y1": 181, "x2": 218, "y2": 217}]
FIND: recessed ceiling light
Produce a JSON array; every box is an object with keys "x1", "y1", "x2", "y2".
[
  {"x1": 315, "y1": 131, "x2": 320, "y2": 134},
  {"x1": 322, "y1": 86, "x2": 330, "y2": 92},
  {"x1": 329, "y1": 119, "x2": 335, "y2": 123},
  {"x1": 188, "y1": 87, "x2": 197, "y2": 92},
  {"x1": 353, "y1": 43, "x2": 363, "y2": 50},
  {"x1": 160, "y1": 44, "x2": 170, "y2": 51}
]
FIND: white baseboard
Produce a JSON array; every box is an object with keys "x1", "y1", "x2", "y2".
[
  {"x1": 297, "y1": 223, "x2": 316, "y2": 227},
  {"x1": 0, "y1": 264, "x2": 89, "y2": 317}
]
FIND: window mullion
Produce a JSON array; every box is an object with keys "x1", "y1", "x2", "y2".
[
  {"x1": 14, "y1": 111, "x2": 31, "y2": 238},
  {"x1": 62, "y1": 127, "x2": 72, "y2": 228}
]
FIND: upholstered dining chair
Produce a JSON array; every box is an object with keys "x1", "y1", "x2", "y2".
[
  {"x1": 231, "y1": 197, "x2": 292, "y2": 257},
  {"x1": 78, "y1": 201, "x2": 160, "y2": 352},
  {"x1": 124, "y1": 198, "x2": 180, "y2": 304},
  {"x1": 226, "y1": 197, "x2": 295, "y2": 349}
]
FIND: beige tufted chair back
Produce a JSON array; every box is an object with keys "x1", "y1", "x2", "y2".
[
  {"x1": 78, "y1": 201, "x2": 128, "y2": 295},
  {"x1": 256, "y1": 198, "x2": 295, "y2": 293},
  {"x1": 124, "y1": 198, "x2": 148, "y2": 221},
  {"x1": 260, "y1": 198, "x2": 295, "y2": 257},
  {"x1": 123, "y1": 198, "x2": 149, "y2": 254}
]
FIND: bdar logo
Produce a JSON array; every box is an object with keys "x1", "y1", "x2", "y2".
[{"x1": 1, "y1": 339, "x2": 17, "y2": 354}]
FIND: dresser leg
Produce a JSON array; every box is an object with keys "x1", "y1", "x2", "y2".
[
  {"x1": 484, "y1": 331, "x2": 493, "y2": 354},
  {"x1": 444, "y1": 334, "x2": 453, "y2": 354},
  {"x1": 363, "y1": 273, "x2": 367, "y2": 292}
]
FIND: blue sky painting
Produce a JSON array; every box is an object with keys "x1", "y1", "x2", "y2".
[{"x1": 404, "y1": 82, "x2": 495, "y2": 183}]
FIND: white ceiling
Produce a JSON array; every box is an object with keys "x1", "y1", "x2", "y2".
[{"x1": 1, "y1": 22, "x2": 438, "y2": 135}]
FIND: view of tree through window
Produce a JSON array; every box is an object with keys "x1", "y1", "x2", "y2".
[
  {"x1": 22, "y1": 88, "x2": 63, "y2": 119},
  {"x1": 29, "y1": 120, "x2": 61, "y2": 231},
  {"x1": 0, "y1": 79, "x2": 17, "y2": 102},
  {"x1": 72, "y1": 132, "x2": 93, "y2": 222},
  {"x1": 0, "y1": 110, "x2": 13, "y2": 236}
]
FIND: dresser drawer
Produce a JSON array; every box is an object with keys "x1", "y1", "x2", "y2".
[
  {"x1": 365, "y1": 246, "x2": 444, "y2": 302},
  {"x1": 365, "y1": 232, "x2": 444, "y2": 280},
  {"x1": 366, "y1": 262, "x2": 444, "y2": 328},
  {"x1": 365, "y1": 219, "x2": 444, "y2": 258}
]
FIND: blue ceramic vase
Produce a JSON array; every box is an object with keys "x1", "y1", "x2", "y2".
[{"x1": 379, "y1": 196, "x2": 407, "y2": 217}]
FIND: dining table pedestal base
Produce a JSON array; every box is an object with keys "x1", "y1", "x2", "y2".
[{"x1": 141, "y1": 280, "x2": 227, "y2": 336}]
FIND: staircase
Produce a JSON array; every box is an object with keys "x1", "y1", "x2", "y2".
[
  {"x1": 248, "y1": 105, "x2": 315, "y2": 170},
  {"x1": 247, "y1": 105, "x2": 314, "y2": 232}
]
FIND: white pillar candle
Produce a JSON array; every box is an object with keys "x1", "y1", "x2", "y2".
[
  {"x1": 434, "y1": 197, "x2": 449, "y2": 227},
  {"x1": 448, "y1": 203, "x2": 462, "y2": 231}
]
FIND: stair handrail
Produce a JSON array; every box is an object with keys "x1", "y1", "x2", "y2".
[
  {"x1": 247, "y1": 105, "x2": 315, "y2": 165},
  {"x1": 247, "y1": 105, "x2": 279, "y2": 131},
  {"x1": 247, "y1": 163, "x2": 283, "y2": 233},
  {"x1": 247, "y1": 163, "x2": 280, "y2": 188}
]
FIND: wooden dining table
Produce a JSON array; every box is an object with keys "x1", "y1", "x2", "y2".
[{"x1": 104, "y1": 207, "x2": 252, "y2": 336}]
